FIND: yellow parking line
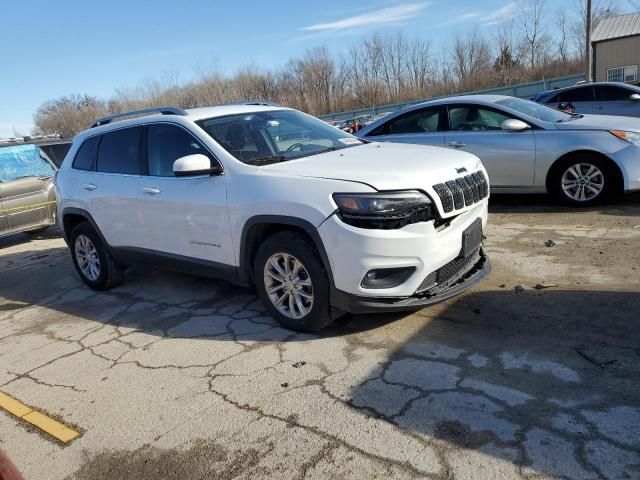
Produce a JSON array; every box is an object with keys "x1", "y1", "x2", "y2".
[{"x1": 0, "y1": 390, "x2": 80, "y2": 443}]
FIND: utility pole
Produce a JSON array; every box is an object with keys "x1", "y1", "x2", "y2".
[{"x1": 586, "y1": 0, "x2": 593, "y2": 82}]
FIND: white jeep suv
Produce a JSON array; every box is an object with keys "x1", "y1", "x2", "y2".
[{"x1": 56, "y1": 103, "x2": 491, "y2": 332}]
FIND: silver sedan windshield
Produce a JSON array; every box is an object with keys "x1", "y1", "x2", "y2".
[{"x1": 496, "y1": 98, "x2": 572, "y2": 123}]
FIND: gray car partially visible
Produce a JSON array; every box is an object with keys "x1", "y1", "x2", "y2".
[
  {"x1": 356, "y1": 95, "x2": 640, "y2": 206},
  {"x1": 533, "y1": 82, "x2": 640, "y2": 117},
  {"x1": 0, "y1": 144, "x2": 57, "y2": 237}
]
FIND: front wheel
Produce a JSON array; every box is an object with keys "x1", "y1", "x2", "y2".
[
  {"x1": 70, "y1": 222, "x2": 123, "y2": 290},
  {"x1": 549, "y1": 155, "x2": 618, "y2": 206},
  {"x1": 254, "y1": 231, "x2": 332, "y2": 332}
]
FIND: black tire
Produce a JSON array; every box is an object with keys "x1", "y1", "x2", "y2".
[
  {"x1": 69, "y1": 222, "x2": 123, "y2": 290},
  {"x1": 548, "y1": 154, "x2": 620, "y2": 207},
  {"x1": 254, "y1": 231, "x2": 332, "y2": 333}
]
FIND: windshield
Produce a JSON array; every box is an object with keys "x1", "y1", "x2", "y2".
[
  {"x1": 0, "y1": 144, "x2": 55, "y2": 182},
  {"x1": 197, "y1": 109, "x2": 365, "y2": 165},
  {"x1": 496, "y1": 97, "x2": 573, "y2": 123}
]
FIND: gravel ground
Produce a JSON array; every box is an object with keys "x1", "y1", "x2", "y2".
[{"x1": 0, "y1": 193, "x2": 639, "y2": 480}]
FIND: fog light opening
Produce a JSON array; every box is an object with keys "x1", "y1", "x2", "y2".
[{"x1": 361, "y1": 267, "x2": 416, "y2": 289}]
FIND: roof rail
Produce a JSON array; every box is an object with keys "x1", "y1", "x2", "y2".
[
  {"x1": 213, "y1": 100, "x2": 278, "y2": 107},
  {"x1": 90, "y1": 106, "x2": 188, "y2": 128}
]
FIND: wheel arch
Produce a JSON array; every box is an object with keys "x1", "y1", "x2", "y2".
[
  {"x1": 239, "y1": 215, "x2": 334, "y2": 287},
  {"x1": 545, "y1": 150, "x2": 624, "y2": 193},
  {"x1": 61, "y1": 208, "x2": 109, "y2": 248}
]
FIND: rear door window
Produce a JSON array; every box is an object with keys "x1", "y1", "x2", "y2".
[
  {"x1": 558, "y1": 86, "x2": 594, "y2": 102},
  {"x1": 96, "y1": 127, "x2": 142, "y2": 175},
  {"x1": 594, "y1": 85, "x2": 633, "y2": 101},
  {"x1": 386, "y1": 107, "x2": 442, "y2": 134},
  {"x1": 72, "y1": 136, "x2": 100, "y2": 171}
]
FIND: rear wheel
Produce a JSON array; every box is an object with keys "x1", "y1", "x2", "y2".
[
  {"x1": 549, "y1": 155, "x2": 618, "y2": 206},
  {"x1": 254, "y1": 231, "x2": 332, "y2": 332},
  {"x1": 70, "y1": 222, "x2": 123, "y2": 290}
]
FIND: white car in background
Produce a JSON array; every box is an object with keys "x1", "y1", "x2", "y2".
[{"x1": 56, "y1": 103, "x2": 490, "y2": 332}]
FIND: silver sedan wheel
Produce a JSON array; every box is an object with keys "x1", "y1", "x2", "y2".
[
  {"x1": 561, "y1": 163, "x2": 604, "y2": 202},
  {"x1": 263, "y1": 252, "x2": 313, "y2": 320},
  {"x1": 74, "y1": 234, "x2": 101, "y2": 281}
]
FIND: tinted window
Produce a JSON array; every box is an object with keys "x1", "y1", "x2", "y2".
[
  {"x1": 448, "y1": 106, "x2": 512, "y2": 131},
  {"x1": 147, "y1": 124, "x2": 207, "y2": 177},
  {"x1": 594, "y1": 85, "x2": 632, "y2": 101},
  {"x1": 72, "y1": 136, "x2": 99, "y2": 171},
  {"x1": 386, "y1": 108, "x2": 441, "y2": 134},
  {"x1": 559, "y1": 86, "x2": 594, "y2": 102},
  {"x1": 96, "y1": 127, "x2": 142, "y2": 174}
]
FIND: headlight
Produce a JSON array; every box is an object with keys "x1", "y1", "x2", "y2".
[
  {"x1": 610, "y1": 130, "x2": 640, "y2": 146},
  {"x1": 332, "y1": 191, "x2": 434, "y2": 229}
]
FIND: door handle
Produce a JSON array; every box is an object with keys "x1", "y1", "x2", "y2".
[
  {"x1": 142, "y1": 187, "x2": 161, "y2": 195},
  {"x1": 446, "y1": 142, "x2": 467, "y2": 148},
  {"x1": 81, "y1": 183, "x2": 97, "y2": 191}
]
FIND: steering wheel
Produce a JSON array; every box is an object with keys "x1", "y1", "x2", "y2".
[{"x1": 285, "y1": 143, "x2": 305, "y2": 152}]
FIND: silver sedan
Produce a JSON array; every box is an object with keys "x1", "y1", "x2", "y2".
[{"x1": 356, "y1": 95, "x2": 640, "y2": 205}]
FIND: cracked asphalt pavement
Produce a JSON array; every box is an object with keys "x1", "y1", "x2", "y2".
[{"x1": 1, "y1": 194, "x2": 639, "y2": 480}]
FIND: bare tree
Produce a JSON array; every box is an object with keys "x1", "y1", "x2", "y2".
[
  {"x1": 452, "y1": 29, "x2": 493, "y2": 90},
  {"x1": 571, "y1": 0, "x2": 620, "y2": 60},
  {"x1": 32, "y1": 25, "x2": 592, "y2": 136},
  {"x1": 520, "y1": 0, "x2": 547, "y2": 70},
  {"x1": 556, "y1": 9, "x2": 572, "y2": 62},
  {"x1": 34, "y1": 95, "x2": 108, "y2": 137}
]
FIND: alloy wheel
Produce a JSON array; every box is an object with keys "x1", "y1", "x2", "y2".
[
  {"x1": 263, "y1": 252, "x2": 314, "y2": 320},
  {"x1": 561, "y1": 163, "x2": 604, "y2": 202},
  {"x1": 74, "y1": 234, "x2": 101, "y2": 281}
]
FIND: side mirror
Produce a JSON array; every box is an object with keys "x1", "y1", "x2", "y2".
[
  {"x1": 501, "y1": 119, "x2": 531, "y2": 132},
  {"x1": 630, "y1": 93, "x2": 640, "y2": 101},
  {"x1": 173, "y1": 154, "x2": 221, "y2": 177}
]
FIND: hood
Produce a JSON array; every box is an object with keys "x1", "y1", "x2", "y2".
[
  {"x1": 262, "y1": 142, "x2": 486, "y2": 217},
  {"x1": 555, "y1": 114, "x2": 640, "y2": 132}
]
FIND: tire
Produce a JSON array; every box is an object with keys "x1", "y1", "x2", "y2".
[
  {"x1": 549, "y1": 154, "x2": 619, "y2": 207},
  {"x1": 254, "y1": 231, "x2": 332, "y2": 333},
  {"x1": 69, "y1": 222, "x2": 123, "y2": 290}
]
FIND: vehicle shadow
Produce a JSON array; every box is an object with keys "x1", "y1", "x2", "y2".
[{"x1": 489, "y1": 191, "x2": 640, "y2": 216}]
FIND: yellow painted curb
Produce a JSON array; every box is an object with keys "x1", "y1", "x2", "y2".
[
  {"x1": 0, "y1": 390, "x2": 80, "y2": 444},
  {"x1": 22, "y1": 411, "x2": 80, "y2": 443},
  {"x1": 0, "y1": 391, "x2": 32, "y2": 417}
]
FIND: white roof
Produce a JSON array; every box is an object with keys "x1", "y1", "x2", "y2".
[
  {"x1": 185, "y1": 104, "x2": 290, "y2": 121},
  {"x1": 592, "y1": 12, "x2": 640, "y2": 43}
]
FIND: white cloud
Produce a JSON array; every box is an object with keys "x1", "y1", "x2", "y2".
[
  {"x1": 301, "y1": 3, "x2": 430, "y2": 32},
  {"x1": 437, "y1": 11, "x2": 481, "y2": 27},
  {"x1": 481, "y1": 2, "x2": 520, "y2": 25}
]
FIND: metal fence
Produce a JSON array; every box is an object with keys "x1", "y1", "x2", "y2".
[{"x1": 319, "y1": 73, "x2": 586, "y2": 121}]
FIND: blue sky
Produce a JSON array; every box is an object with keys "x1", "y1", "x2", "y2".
[{"x1": 0, "y1": 0, "x2": 630, "y2": 137}]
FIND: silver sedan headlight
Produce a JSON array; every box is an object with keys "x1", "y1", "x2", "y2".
[{"x1": 610, "y1": 130, "x2": 640, "y2": 146}]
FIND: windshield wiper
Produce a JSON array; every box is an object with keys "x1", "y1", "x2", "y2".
[{"x1": 245, "y1": 155, "x2": 287, "y2": 166}]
